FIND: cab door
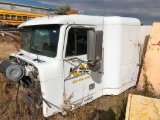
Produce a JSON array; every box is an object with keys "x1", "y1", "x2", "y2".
[{"x1": 63, "y1": 26, "x2": 102, "y2": 105}]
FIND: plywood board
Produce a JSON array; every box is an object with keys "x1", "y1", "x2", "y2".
[
  {"x1": 125, "y1": 94, "x2": 160, "y2": 120},
  {"x1": 137, "y1": 22, "x2": 160, "y2": 95}
]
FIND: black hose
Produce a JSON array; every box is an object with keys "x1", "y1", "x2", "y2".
[{"x1": 16, "y1": 80, "x2": 20, "y2": 115}]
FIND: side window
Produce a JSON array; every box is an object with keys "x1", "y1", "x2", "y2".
[
  {"x1": 11, "y1": 15, "x2": 16, "y2": 20},
  {"x1": 23, "y1": 16, "x2": 27, "y2": 21},
  {"x1": 0, "y1": 14, "x2": 4, "y2": 19},
  {"x1": 5, "y1": 14, "x2": 10, "y2": 20},
  {"x1": 17, "y1": 16, "x2": 22, "y2": 20},
  {"x1": 66, "y1": 28, "x2": 87, "y2": 57}
]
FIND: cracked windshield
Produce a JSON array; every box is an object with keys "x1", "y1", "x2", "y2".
[{"x1": 21, "y1": 25, "x2": 60, "y2": 57}]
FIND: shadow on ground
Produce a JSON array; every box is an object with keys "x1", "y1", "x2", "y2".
[{"x1": 88, "y1": 107, "x2": 116, "y2": 120}]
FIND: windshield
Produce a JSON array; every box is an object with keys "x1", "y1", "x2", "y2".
[{"x1": 21, "y1": 25, "x2": 60, "y2": 57}]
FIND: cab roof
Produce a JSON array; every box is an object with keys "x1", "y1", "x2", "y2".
[{"x1": 18, "y1": 15, "x2": 140, "y2": 27}]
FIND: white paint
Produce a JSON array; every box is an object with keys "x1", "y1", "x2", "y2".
[{"x1": 139, "y1": 26, "x2": 152, "y2": 44}]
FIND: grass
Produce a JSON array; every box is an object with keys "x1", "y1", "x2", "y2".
[{"x1": 0, "y1": 43, "x2": 16, "y2": 59}]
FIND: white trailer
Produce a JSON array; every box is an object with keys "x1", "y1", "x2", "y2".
[{"x1": 0, "y1": 14, "x2": 151, "y2": 117}]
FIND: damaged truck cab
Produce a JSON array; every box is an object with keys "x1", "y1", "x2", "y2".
[{"x1": 0, "y1": 14, "x2": 148, "y2": 117}]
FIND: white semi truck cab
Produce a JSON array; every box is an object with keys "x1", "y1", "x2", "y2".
[{"x1": 0, "y1": 14, "x2": 151, "y2": 117}]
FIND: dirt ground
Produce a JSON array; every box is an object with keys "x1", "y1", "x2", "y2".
[{"x1": 0, "y1": 41, "x2": 148, "y2": 120}]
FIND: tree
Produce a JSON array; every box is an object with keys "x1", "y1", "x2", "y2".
[{"x1": 55, "y1": 5, "x2": 71, "y2": 15}]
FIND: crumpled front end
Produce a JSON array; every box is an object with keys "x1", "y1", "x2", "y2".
[{"x1": 0, "y1": 52, "x2": 64, "y2": 117}]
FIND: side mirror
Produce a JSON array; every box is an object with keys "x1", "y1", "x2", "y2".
[
  {"x1": 87, "y1": 30, "x2": 96, "y2": 65},
  {"x1": 87, "y1": 29, "x2": 103, "y2": 72}
]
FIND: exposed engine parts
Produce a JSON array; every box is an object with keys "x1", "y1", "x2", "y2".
[{"x1": 0, "y1": 57, "x2": 42, "y2": 114}]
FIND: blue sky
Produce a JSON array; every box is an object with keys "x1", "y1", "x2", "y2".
[{"x1": 1, "y1": 0, "x2": 160, "y2": 25}]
